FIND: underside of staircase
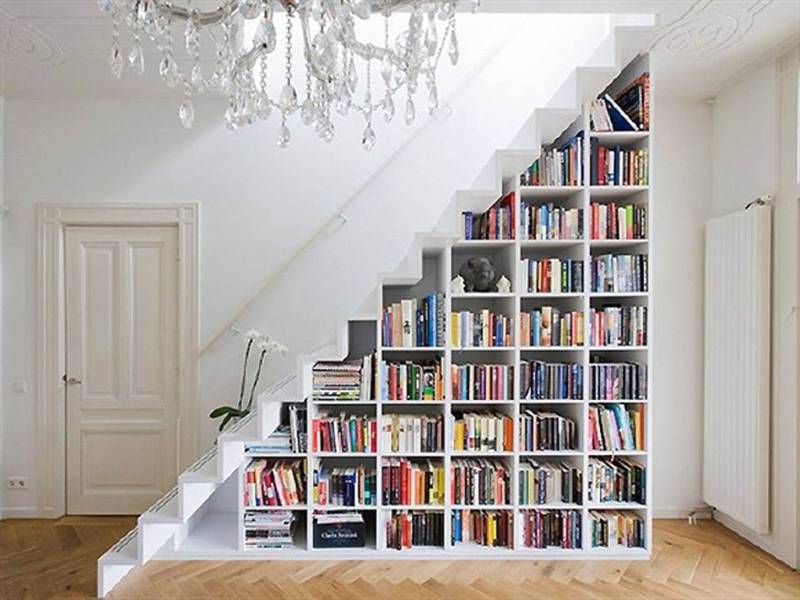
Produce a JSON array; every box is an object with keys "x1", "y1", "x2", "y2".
[{"x1": 98, "y1": 19, "x2": 656, "y2": 598}]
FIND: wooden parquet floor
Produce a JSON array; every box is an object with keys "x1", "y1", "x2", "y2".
[{"x1": 0, "y1": 517, "x2": 798, "y2": 599}]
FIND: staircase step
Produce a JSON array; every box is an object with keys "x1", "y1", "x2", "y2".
[
  {"x1": 140, "y1": 486, "x2": 181, "y2": 524},
  {"x1": 180, "y1": 447, "x2": 220, "y2": 483},
  {"x1": 97, "y1": 528, "x2": 139, "y2": 598}
]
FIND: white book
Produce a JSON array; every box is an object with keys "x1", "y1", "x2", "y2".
[{"x1": 401, "y1": 300, "x2": 414, "y2": 347}]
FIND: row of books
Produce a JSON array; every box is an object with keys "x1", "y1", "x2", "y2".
[
  {"x1": 381, "y1": 414, "x2": 445, "y2": 454},
  {"x1": 590, "y1": 142, "x2": 649, "y2": 187},
  {"x1": 521, "y1": 360, "x2": 584, "y2": 400},
  {"x1": 451, "y1": 509, "x2": 514, "y2": 548},
  {"x1": 587, "y1": 458, "x2": 646, "y2": 504},
  {"x1": 590, "y1": 511, "x2": 645, "y2": 548},
  {"x1": 451, "y1": 363, "x2": 513, "y2": 401},
  {"x1": 588, "y1": 404, "x2": 645, "y2": 452},
  {"x1": 386, "y1": 510, "x2": 444, "y2": 549},
  {"x1": 312, "y1": 357, "x2": 373, "y2": 402},
  {"x1": 519, "y1": 460, "x2": 582, "y2": 505},
  {"x1": 243, "y1": 459, "x2": 307, "y2": 507},
  {"x1": 311, "y1": 413, "x2": 378, "y2": 453},
  {"x1": 589, "y1": 306, "x2": 648, "y2": 347},
  {"x1": 451, "y1": 459, "x2": 511, "y2": 506},
  {"x1": 521, "y1": 203, "x2": 583, "y2": 241},
  {"x1": 244, "y1": 510, "x2": 296, "y2": 549},
  {"x1": 519, "y1": 411, "x2": 578, "y2": 452},
  {"x1": 522, "y1": 258, "x2": 584, "y2": 294},
  {"x1": 591, "y1": 254, "x2": 648, "y2": 293},
  {"x1": 450, "y1": 310, "x2": 513, "y2": 348},
  {"x1": 462, "y1": 192, "x2": 516, "y2": 240},
  {"x1": 590, "y1": 202, "x2": 647, "y2": 240},
  {"x1": 250, "y1": 404, "x2": 307, "y2": 454},
  {"x1": 520, "y1": 134, "x2": 584, "y2": 187},
  {"x1": 521, "y1": 509, "x2": 581, "y2": 549},
  {"x1": 382, "y1": 458, "x2": 445, "y2": 506},
  {"x1": 609, "y1": 73, "x2": 650, "y2": 131},
  {"x1": 312, "y1": 465, "x2": 377, "y2": 506},
  {"x1": 380, "y1": 359, "x2": 444, "y2": 401},
  {"x1": 382, "y1": 294, "x2": 446, "y2": 348},
  {"x1": 520, "y1": 307, "x2": 585, "y2": 347},
  {"x1": 590, "y1": 362, "x2": 647, "y2": 400},
  {"x1": 452, "y1": 412, "x2": 514, "y2": 453}
]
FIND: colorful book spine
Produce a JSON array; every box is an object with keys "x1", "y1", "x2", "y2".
[
  {"x1": 312, "y1": 465, "x2": 377, "y2": 507},
  {"x1": 590, "y1": 202, "x2": 647, "y2": 240},
  {"x1": 521, "y1": 509, "x2": 581, "y2": 549},
  {"x1": 590, "y1": 362, "x2": 647, "y2": 400},
  {"x1": 520, "y1": 360, "x2": 583, "y2": 400},
  {"x1": 518, "y1": 460, "x2": 582, "y2": 505},
  {"x1": 381, "y1": 358, "x2": 444, "y2": 401},
  {"x1": 590, "y1": 254, "x2": 648, "y2": 293},
  {"x1": 382, "y1": 293, "x2": 445, "y2": 348},
  {"x1": 450, "y1": 310, "x2": 513, "y2": 348},
  {"x1": 589, "y1": 306, "x2": 647, "y2": 347},
  {"x1": 590, "y1": 511, "x2": 645, "y2": 548},
  {"x1": 587, "y1": 458, "x2": 646, "y2": 504},
  {"x1": 450, "y1": 509, "x2": 514, "y2": 548},
  {"x1": 452, "y1": 412, "x2": 514, "y2": 453},
  {"x1": 520, "y1": 134, "x2": 584, "y2": 187},
  {"x1": 450, "y1": 363, "x2": 514, "y2": 401},
  {"x1": 381, "y1": 414, "x2": 445, "y2": 454},
  {"x1": 386, "y1": 510, "x2": 445, "y2": 549},
  {"x1": 590, "y1": 141, "x2": 649, "y2": 186},
  {"x1": 523, "y1": 258, "x2": 584, "y2": 294},
  {"x1": 588, "y1": 404, "x2": 645, "y2": 452},
  {"x1": 462, "y1": 192, "x2": 516, "y2": 240},
  {"x1": 519, "y1": 411, "x2": 578, "y2": 452},
  {"x1": 521, "y1": 203, "x2": 583, "y2": 241},
  {"x1": 519, "y1": 307, "x2": 584, "y2": 347},
  {"x1": 243, "y1": 459, "x2": 307, "y2": 508},
  {"x1": 311, "y1": 414, "x2": 378, "y2": 453},
  {"x1": 381, "y1": 458, "x2": 445, "y2": 506},
  {"x1": 450, "y1": 459, "x2": 511, "y2": 506}
]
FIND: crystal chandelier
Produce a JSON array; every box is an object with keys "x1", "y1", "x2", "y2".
[{"x1": 98, "y1": 0, "x2": 479, "y2": 149}]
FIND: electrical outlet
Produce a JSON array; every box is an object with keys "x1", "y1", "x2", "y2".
[{"x1": 7, "y1": 477, "x2": 29, "y2": 489}]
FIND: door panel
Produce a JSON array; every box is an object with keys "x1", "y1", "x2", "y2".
[{"x1": 66, "y1": 226, "x2": 178, "y2": 515}]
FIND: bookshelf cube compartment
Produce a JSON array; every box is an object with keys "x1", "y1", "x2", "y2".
[
  {"x1": 587, "y1": 402, "x2": 645, "y2": 453},
  {"x1": 518, "y1": 455, "x2": 583, "y2": 508},
  {"x1": 451, "y1": 406, "x2": 514, "y2": 456},
  {"x1": 589, "y1": 297, "x2": 648, "y2": 349},
  {"x1": 347, "y1": 320, "x2": 377, "y2": 359},
  {"x1": 587, "y1": 454, "x2": 646, "y2": 507},
  {"x1": 379, "y1": 354, "x2": 446, "y2": 403},
  {"x1": 451, "y1": 244, "x2": 517, "y2": 295},
  {"x1": 310, "y1": 407, "x2": 378, "y2": 455},
  {"x1": 588, "y1": 192, "x2": 648, "y2": 244},
  {"x1": 451, "y1": 455, "x2": 514, "y2": 508},
  {"x1": 519, "y1": 508, "x2": 582, "y2": 550},
  {"x1": 520, "y1": 357, "x2": 584, "y2": 402},
  {"x1": 381, "y1": 456, "x2": 445, "y2": 508},
  {"x1": 450, "y1": 508, "x2": 515, "y2": 551},
  {"x1": 243, "y1": 509, "x2": 307, "y2": 551},
  {"x1": 382, "y1": 509, "x2": 446, "y2": 551},
  {"x1": 312, "y1": 509, "x2": 376, "y2": 550},
  {"x1": 589, "y1": 359, "x2": 647, "y2": 402},
  {"x1": 242, "y1": 457, "x2": 308, "y2": 510},
  {"x1": 520, "y1": 298, "x2": 586, "y2": 349},
  {"x1": 311, "y1": 456, "x2": 378, "y2": 509},
  {"x1": 519, "y1": 403, "x2": 583, "y2": 454},
  {"x1": 451, "y1": 355, "x2": 515, "y2": 403},
  {"x1": 588, "y1": 508, "x2": 647, "y2": 550},
  {"x1": 381, "y1": 406, "x2": 446, "y2": 456}
]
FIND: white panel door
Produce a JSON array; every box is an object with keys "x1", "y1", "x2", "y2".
[{"x1": 65, "y1": 226, "x2": 179, "y2": 514}]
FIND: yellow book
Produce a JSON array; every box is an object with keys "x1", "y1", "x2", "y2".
[{"x1": 450, "y1": 313, "x2": 459, "y2": 347}]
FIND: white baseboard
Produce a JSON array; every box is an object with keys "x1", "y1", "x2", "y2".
[
  {"x1": 1, "y1": 506, "x2": 46, "y2": 519},
  {"x1": 654, "y1": 507, "x2": 712, "y2": 519},
  {"x1": 713, "y1": 511, "x2": 798, "y2": 569}
]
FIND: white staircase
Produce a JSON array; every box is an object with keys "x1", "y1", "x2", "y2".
[{"x1": 97, "y1": 21, "x2": 655, "y2": 598}]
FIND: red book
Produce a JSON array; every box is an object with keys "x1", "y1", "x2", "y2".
[{"x1": 370, "y1": 420, "x2": 377, "y2": 453}]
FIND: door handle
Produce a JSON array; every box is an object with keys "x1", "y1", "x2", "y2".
[{"x1": 65, "y1": 377, "x2": 82, "y2": 385}]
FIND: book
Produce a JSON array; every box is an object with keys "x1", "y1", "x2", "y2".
[
  {"x1": 313, "y1": 512, "x2": 366, "y2": 549},
  {"x1": 589, "y1": 306, "x2": 647, "y2": 347},
  {"x1": 522, "y1": 258, "x2": 584, "y2": 294},
  {"x1": 520, "y1": 360, "x2": 583, "y2": 401},
  {"x1": 590, "y1": 202, "x2": 647, "y2": 240},
  {"x1": 519, "y1": 411, "x2": 578, "y2": 452},
  {"x1": 590, "y1": 511, "x2": 645, "y2": 548},
  {"x1": 450, "y1": 310, "x2": 513, "y2": 348},
  {"x1": 452, "y1": 412, "x2": 513, "y2": 453},
  {"x1": 381, "y1": 414, "x2": 444, "y2": 454},
  {"x1": 604, "y1": 93, "x2": 639, "y2": 131},
  {"x1": 590, "y1": 361, "x2": 647, "y2": 400},
  {"x1": 244, "y1": 510, "x2": 296, "y2": 549},
  {"x1": 519, "y1": 460, "x2": 582, "y2": 505},
  {"x1": 248, "y1": 404, "x2": 307, "y2": 454},
  {"x1": 450, "y1": 509, "x2": 514, "y2": 547},
  {"x1": 521, "y1": 509, "x2": 581, "y2": 549},
  {"x1": 382, "y1": 458, "x2": 445, "y2": 506},
  {"x1": 590, "y1": 141, "x2": 649, "y2": 186},
  {"x1": 311, "y1": 412, "x2": 378, "y2": 453},
  {"x1": 520, "y1": 133, "x2": 584, "y2": 187},
  {"x1": 382, "y1": 293, "x2": 445, "y2": 348},
  {"x1": 451, "y1": 459, "x2": 511, "y2": 506},
  {"x1": 462, "y1": 192, "x2": 516, "y2": 240},
  {"x1": 588, "y1": 403, "x2": 645, "y2": 452},
  {"x1": 587, "y1": 458, "x2": 646, "y2": 504},
  {"x1": 313, "y1": 357, "x2": 374, "y2": 402},
  {"x1": 519, "y1": 306, "x2": 584, "y2": 347},
  {"x1": 243, "y1": 459, "x2": 307, "y2": 507},
  {"x1": 615, "y1": 73, "x2": 650, "y2": 131},
  {"x1": 312, "y1": 464, "x2": 377, "y2": 507},
  {"x1": 386, "y1": 510, "x2": 444, "y2": 549},
  {"x1": 589, "y1": 98, "x2": 613, "y2": 132},
  {"x1": 450, "y1": 363, "x2": 514, "y2": 401},
  {"x1": 590, "y1": 254, "x2": 648, "y2": 293},
  {"x1": 521, "y1": 202, "x2": 583, "y2": 241},
  {"x1": 381, "y1": 358, "x2": 445, "y2": 401}
]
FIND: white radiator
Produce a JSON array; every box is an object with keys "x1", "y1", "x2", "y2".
[{"x1": 703, "y1": 203, "x2": 771, "y2": 534}]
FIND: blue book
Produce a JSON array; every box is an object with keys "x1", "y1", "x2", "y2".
[
  {"x1": 603, "y1": 94, "x2": 638, "y2": 131},
  {"x1": 427, "y1": 294, "x2": 436, "y2": 346}
]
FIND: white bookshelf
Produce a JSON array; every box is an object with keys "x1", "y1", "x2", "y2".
[{"x1": 235, "y1": 56, "x2": 653, "y2": 559}]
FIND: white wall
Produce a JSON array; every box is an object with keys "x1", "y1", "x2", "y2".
[
  {"x1": 651, "y1": 92, "x2": 712, "y2": 517},
  {"x1": 0, "y1": 96, "x2": 4, "y2": 519},
  {"x1": 708, "y1": 49, "x2": 799, "y2": 568}
]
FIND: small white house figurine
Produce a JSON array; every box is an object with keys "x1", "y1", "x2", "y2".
[
  {"x1": 496, "y1": 275, "x2": 512, "y2": 294},
  {"x1": 450, "y1": 275, "x2": 465, "y2": 294}
]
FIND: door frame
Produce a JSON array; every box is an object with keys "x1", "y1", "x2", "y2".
[{"x1": 36, "y1": 203, "x2": 199, "y2": 518}]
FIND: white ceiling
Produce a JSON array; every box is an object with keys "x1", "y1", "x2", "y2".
[{"x1": 0, "y1": 0, "x2": 798, "y2": 100}]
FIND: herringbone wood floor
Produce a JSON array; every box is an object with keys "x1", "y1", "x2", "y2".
[{"x1": 1, "y1": 517, "x2": 798, "y2": 599}]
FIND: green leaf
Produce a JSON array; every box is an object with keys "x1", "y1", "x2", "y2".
[
  {"x1": 219, "y1": 413, "x2": 234, "y2": 431},
  {"x1": 209, "y1": 405, "x2": 237, "y2": 418}
]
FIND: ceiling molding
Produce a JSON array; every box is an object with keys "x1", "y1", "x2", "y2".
[{"x1": 0, "y1": 7, "x2": 67, "y2": 66}]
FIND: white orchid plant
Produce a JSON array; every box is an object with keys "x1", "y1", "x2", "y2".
[{"x1": 209, "y1": 329, "x2": 288, "y2": 431}]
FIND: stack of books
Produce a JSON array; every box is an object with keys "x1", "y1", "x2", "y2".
[
  {"x1": 386, "y1": 510, "x2": 444, "y2": 549},
  {"x1": 590, "y1": 254, "x2": 648, "y2": 293},
  {"x1": 382, "y1": 294, "x2": 445, "y2": 348},
  {"x1": 520, "y1": 307, "x2": 585, "y2": 347},
  {"x1": 247, "y1": 404, "x2": 307, "y2": 454},
  {"x1": 451, "y1": 509, "x2": 514, "y2": 548},
  {"x1": 519, "y1": 411, "x2": 578, "y2": 452},
  {"x1": 382, "y1": 458, "x2": 445, "y2": 506},
  {"x1": 521, "y1": 360, "x2": 584, "y2": 400},
  {"x1": 452, "y1": 412, "x2": 513, "y2": 453},
  {"x1": 450, "y1": 310, "x2": 513, "y2": 348},
  {"x1": 590, "y1": 361, "x2": 647, "y2": 400},
  {"x1": 243, "y1": 459, "x2": 307, "y2": 507},
  {"x1": 590, "y1": 143, "x2": 649, "y2": 186},
  {"x1": 451, "y1": 363, "x2": 513, "y2": 401},
  {"x1": 313, "y1": 512, "x2": 365, "y2": 549},
  {"x1": 521, "y1": 203, "x2": 583, "y2": 241},
  {"x1": 522, "y1": 258, "x2": 584, "y2": 294},
  {"x1": 590, "y1": 202, "x2": 647, "y2": 240},
  {"x1": 520, "y1": 509, "x2": 581, "y2": 549},
  {"x1": 519, "y1": 460, "x2": 582, "y2": 505},
  {"x1": 243, "y1": 510, "x2": 296, "y2": 549},
  {"x1": 313, "y1": 357, "x2": 373, "y2": 402},
  {"x1": 462, "y1": 192, "x2": 516, "y2": 240},
  {"x1": 588, "y1": 404, "x2": 645, "y2": 452},
  {"x1": 451, "y1": 459, "x2": 511, "y2": 506},
  {"x1": 381, "y1": 414, "x2": 444, "y2": 454},
  {"x1": 587, "y1": 458, "x2": 646, "y2": 504},
  {"x1": 590, "y1": 511, "x2": 645, "y2": 548},
  {"x1": 311, "y1": 413, "x2": 377, "y2": 453},
  {"x1": 520, "y1": 134, "x2": 584, "y2": 187},
  {"x1": 589, "y1": 306, "x2": 647, "y2": 347},
  {"x1": 312, "y1": 464, "x2": 377, "y2": 506},
  {"x1": 380, "y1": 358, "x2": 444, "y2": 401}
]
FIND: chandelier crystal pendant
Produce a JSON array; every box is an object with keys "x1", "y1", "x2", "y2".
[{"x1": 98, "y1": 0, "x2": 479, "y2": 150}]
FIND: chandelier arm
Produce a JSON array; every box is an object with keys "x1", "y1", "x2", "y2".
[{"x1": 154, "y1": 0, "x2": 239, "y2": 26}]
